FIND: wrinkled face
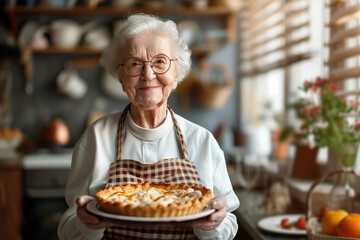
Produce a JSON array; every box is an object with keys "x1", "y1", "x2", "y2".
[{"x1": 118, "y1": 32, "x2": 178, "y2": 110}]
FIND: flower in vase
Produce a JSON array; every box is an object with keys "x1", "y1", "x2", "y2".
[{"x1": 289, "y1": 77, "x2": 360, "y2": 168}]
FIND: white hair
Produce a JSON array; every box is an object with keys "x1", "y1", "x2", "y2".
[{"x1": 100, "y1": 14, "x2": 192, "y2": 83}]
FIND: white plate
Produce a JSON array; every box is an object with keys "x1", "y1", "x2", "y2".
[
  {"x1": 18, "y1": 21, "x2": 38, "y2": 48},
  {"x1": 257, "y1": 214, "x2": 307, "y2": 235},
  {"x1": 86, "y1": 200, "x2": 215, "y2": 222}
]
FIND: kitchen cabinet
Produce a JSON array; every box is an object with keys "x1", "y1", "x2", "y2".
[
  {"x1": 0, "y1": 167, "x2": 23, "y2": 240},
  {"x1": 4, "y1": 5, "x2": 239, "y2": 80},
  {"x1": 5, "y1": 5, "x2": 238, "y2": 41},
  {"x1": 2, "y1": 4, "x2": 240, "y2": 142}
]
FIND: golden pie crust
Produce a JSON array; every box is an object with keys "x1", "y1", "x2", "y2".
[{"x1": 95, "y1": 182, "x2": 213, "y2": 217}]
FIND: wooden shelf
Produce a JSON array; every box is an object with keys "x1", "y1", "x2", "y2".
[
  {"x1": 4, "y1": 5, "x2": 236, "y2": 15},
  {"x1": 6, "y1": 5, "x2": 237, "y2": 81},
  {"x1": 24, "y1": 45, "x2": 211, "y2": 57},
  {"x1": 5, "y1": 6, "x2": 239, "y2": 41},
  {"x1": 26, "y1": 46, "x2": 103, "y2": 54}
]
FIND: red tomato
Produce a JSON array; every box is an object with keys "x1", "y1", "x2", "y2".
[{"x1": 296, "y1": 217, "x2": 306, "y2": 230}]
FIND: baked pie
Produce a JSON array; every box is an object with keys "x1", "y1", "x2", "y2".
[{"x1": 95, "y1": 182, "x2": 213, "y2": 217}]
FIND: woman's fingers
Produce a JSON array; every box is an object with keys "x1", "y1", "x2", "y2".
[
  {"x1": 76, "y1": 195, "x2": 95, "y2": 207},
  {"x1": 208, "y1": 196, "x2": 227, "y2": 222},
  {"x1": 76, "y1": 195, "x2": 106, "y2": 229},
  {"x1": 210, "y1": 196, "x2": 227, "y2": 210},
  {"x1": 182, "y1": 196, "x2": 227, "y2": 230},
  {"x1": 82, "y1": 220, "x2": 112, "y2": 229}
]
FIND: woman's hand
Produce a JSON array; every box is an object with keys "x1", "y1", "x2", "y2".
[
  {"x1": 76, "y1": 195, "x2": 113, "y2": 229},
  {"x1": 182, "y1": 196, "x2": 227, "y2": 230}
]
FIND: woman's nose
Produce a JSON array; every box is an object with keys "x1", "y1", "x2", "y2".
[{"x1": 142, "y1": 63, "x2": 155, "y2": 80}]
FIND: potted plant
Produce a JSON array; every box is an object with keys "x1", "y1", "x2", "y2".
[{"x1": 288, "y1": 77, "x2": 360, "y2": 182}]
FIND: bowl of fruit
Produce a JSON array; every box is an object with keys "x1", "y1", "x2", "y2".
[{"x1": 306, "y1": 168, "x2": 360, "y2": 240}]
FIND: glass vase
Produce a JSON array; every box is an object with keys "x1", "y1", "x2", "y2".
[
  {"x1": 328, "y1": 181, "x2": 355, "y2": 213},
  {"x1": 339, "y1": 142, "x2": 358, "y2": 168},
  {"x1": 338, "y1": 142, "x2": 358, "y2": 187},
  {"x1": 327, "y1": 143, "x2": 358, "y2": 213}
]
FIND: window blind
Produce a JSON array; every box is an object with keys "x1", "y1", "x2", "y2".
[
  {"x1": 325, "y1": 0, "x2": 360, "y2": 91},
  {"x1": 240, "y1": 0, "x2": 312, "y2": 76}
]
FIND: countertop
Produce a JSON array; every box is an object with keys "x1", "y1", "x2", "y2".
[
  {"x1": 234, "y1": 190, "x2": 308, "y2": 240},
  {"x1": 0, "y1": 148, "x2": 73, "y2": 170},
  {"x1": 22, "y1": 148, "x2": 73, "y2": 169}
]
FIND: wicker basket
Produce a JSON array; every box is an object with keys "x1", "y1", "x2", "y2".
[
  {"x1": 306, "y1": 168, "x2": 360, "y2": 240},
  {"x1": 196, "y1": 62, "x2": 234, "y2": 109}
]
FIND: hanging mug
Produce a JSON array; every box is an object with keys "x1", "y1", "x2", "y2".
[{"x1": 57, "y1": 68, "x2": 87, "y2": 100}]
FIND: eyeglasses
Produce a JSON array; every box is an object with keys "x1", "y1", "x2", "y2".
[{"x1": 117, "y1": 54, "x2": 177, "y2": 77}]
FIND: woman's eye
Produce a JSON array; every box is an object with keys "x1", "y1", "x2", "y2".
[
  {"x1": 155, "y1": 59, "x2": 165, "y2": 64},
  {"x1": 131, "y1": 61, "x2": 141, "y2": 67}
]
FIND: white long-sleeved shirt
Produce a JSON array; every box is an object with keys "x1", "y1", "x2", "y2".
[{"x1": 58, "y1": 110, "x2": 240, "y2": 240}]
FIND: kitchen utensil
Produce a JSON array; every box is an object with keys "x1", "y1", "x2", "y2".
[
  {"x1": 258, "y1": 214, "x2": 307, "y2": 235},
  {"x1": 30, "y1": 25, "x2": 49, "y2": 49},
  {"x1": 18, "y1": 21, "x2": 38, "y2": 49},
  {"x1": 49, "y1": 19, "x2": 98, "y2": 48},
  {"x1": 57, "y1": 68, "x2": 87, "y2": 99},
  {"x1": 40, "y1": 118, "x2": 70, "y2": 146},
  {"x1": 84, "y1": 26, "x2": 111, "y2": 49}
]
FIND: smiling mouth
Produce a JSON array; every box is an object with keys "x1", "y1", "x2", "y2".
[{"x1": 139, "y1": 86, "x2": 160, "y2": 90}]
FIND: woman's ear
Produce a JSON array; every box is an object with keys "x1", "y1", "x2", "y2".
[
  {"x1": 118, "y1": 72, "x2": 123, "y2": 84},
  {"x1": 172, "y1": 79, "x2": 178, "y2": 90},
  {"x1": 172, "y1": 69, "x2": 179, "y2": 90},
  {"x1": 118, "y1": 78, "x2": 126, "y2": 91}
]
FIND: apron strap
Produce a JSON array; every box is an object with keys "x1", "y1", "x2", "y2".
[
  {"x1": 116, "y1": 104, "x2": 189, "y2": 160},
  {"x1": 167, "y1": 105, "x2": 189, "y2": 160},
  {"x1": 116, "y1": 104, "x2": 130, "y2": 160}
]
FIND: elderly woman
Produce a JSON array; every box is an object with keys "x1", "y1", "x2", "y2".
[{"x1": 58, "y1": 14, "x2": 239, "y2": 240}]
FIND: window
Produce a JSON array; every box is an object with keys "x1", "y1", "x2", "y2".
[
  {"x1": 239, "y1": 0, "x2": 324, "y2": 128},
  {"x1": 325, "y1": 0, "x2": 360, "y2": 120}
]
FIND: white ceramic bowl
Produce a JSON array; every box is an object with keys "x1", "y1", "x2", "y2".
[{"x1": 0, "y1": 138, "x2": 21, "y2": 152}]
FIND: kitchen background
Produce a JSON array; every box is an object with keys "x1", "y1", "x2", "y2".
[
  {"x1": 1, "y1": 5, "x2": 240, "y2": 146},
  {"x1": 2, "y1": 0, "x2": 360, "y2": 239},
  {"x1": 1, "y1": 0, "x2": 241, "y2": 239}
]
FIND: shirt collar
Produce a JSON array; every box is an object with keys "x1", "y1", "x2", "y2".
[{"x1": 125, "y1": 110, "x2": 173, "y2": 141}]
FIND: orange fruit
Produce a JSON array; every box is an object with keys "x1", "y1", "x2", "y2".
[
  {"x1": 337, "y1": 213, "x2": 360, "y2": 238},
  {"x1": 321, "y1": 209, "x2": 348, "y2": 236}
]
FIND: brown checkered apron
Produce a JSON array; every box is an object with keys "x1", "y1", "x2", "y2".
[{"x1": 102, "y1": 105, "x2": 201, "y2": 240}]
